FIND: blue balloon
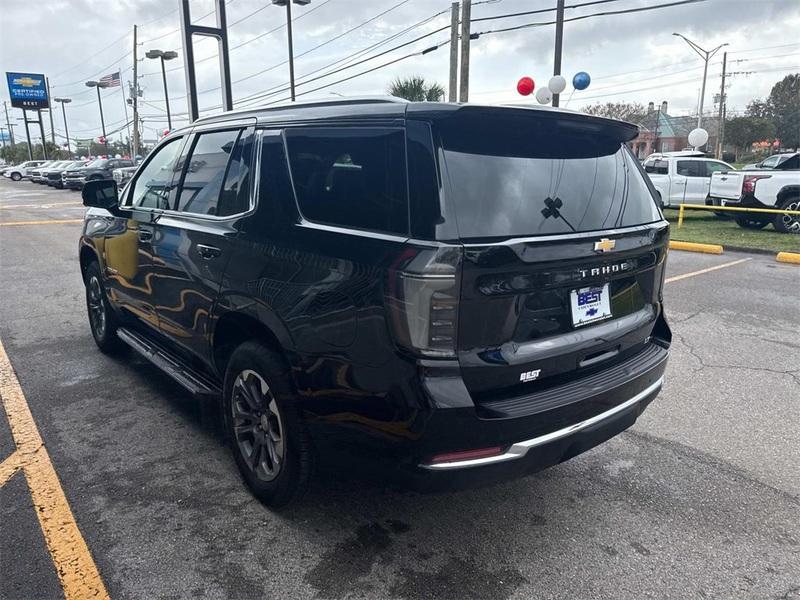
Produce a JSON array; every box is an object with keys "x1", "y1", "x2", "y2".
[{"x1": 573, "y1": 71, "x2": 591, "y2": 91}]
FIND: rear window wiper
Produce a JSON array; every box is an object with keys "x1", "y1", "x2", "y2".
[{"x1": 541, "y1": 197, "x2": 576, "y2": 232}]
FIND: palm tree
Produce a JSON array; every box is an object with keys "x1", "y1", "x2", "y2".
[{"x1": 388, "y1": 76, "x2": 446, "y2": 102}]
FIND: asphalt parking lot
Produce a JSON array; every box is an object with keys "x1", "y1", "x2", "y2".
[{"x1": 1, "y1": 177, "x2": 798, "y2": 600}]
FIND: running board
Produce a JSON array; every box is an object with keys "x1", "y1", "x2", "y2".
[{"x1": 116, "y1": 328, "x2": 221, "y2": 400}]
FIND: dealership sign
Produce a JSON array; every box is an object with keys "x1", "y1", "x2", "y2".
[{"x1": 5, "y1": 72, "x2": 49, "y2": 109}]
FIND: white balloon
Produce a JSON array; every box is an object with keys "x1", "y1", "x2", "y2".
[
  {"x1": 687, "y1": 128, "x2": 709, "y2": 147},
  {"x1": 548, "y1": 75, "x2": 567, "y2": 94},
  {"x1": 535, "y1": 87, "x2": 553, "y2": 105}
]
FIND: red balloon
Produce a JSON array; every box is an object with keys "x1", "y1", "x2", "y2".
[{"x1": 517, "y1": 76, "x2": 535, "y2": 96}]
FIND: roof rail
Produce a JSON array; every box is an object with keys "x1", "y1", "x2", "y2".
[{"x1": 192, "y1": 95, "x2": 408, "y2": 124}]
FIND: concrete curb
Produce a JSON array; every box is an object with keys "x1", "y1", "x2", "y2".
[
  {"x1": 776, "y1": 252, "x2": 800, "y2": 265},
  {"x1": 669, "y1": 240, "x2": 724, "y2": 255}
]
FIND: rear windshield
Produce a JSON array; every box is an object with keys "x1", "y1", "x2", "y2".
[{"x1": 441, "y1": 123, "x2": 661, "y2": 239}]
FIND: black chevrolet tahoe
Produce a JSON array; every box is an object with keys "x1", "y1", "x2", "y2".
[
  {"x1": 64, "y1": 157, "x2": 134, "y2": 190},
  {"x1": 79, "y1": 98, "x2": 671, "y2": 507}
]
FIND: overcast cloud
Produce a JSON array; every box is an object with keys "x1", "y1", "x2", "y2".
[{"x1": 1, "y1": 0, "x2": 798, "y2": 146}]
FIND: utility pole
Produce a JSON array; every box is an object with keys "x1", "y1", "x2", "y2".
[
  {"x1": 673, "y1": 33, "x2": 728, "y2": 130},
  {"x1": 22, "y1": 111, "x2": 33, "y2": 160},
  {"x1": 45, "y1": 77, "x2": 56, "y2": 144},
  {"x1": 552, "y1": 0, "x2": 565, "y2": 107},
  {"x1": 3, "y1": 102, "x2": 13, "y2": 145},
  {"x1": 286, "y1": 1, "x2": 296, "y2": 101},
  {"x1": 36, "y1": 110, "x2": 48, "y2": 159},
  {"x1": 448, "y1": 2, "x2": 459, "y2": 102},
  {"x1": 132, "y1": 24, "x2": 140, "y2": 157},
  {"x1": 716, "y1": 51, "x2": 727, "y2": 159},
  {"x1": 458, "y1": 0, "x2": 471, "y2": 102}
]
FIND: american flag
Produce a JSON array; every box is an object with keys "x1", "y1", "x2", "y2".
[{"x1": 99, "y1": 71, "x2": 121, "y2": 87}]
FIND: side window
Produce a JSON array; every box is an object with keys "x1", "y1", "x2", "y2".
[
  {"x1": 284, "y1": 127, "x2": 408, "y2": 235},
  {"x1": 761, "y1": 156, "x2": 778, "y2": 169},
  {"x1": 175, "y1": 129, "x2": 242, "y2": 216},
  {"x1": 129, "y1": 138, "x2": 183, "y2": 209},
  {"x1": 705, "y1": 161, "x2": 729, "y2": 176},
  {"x1": 676, "y1": 160, "x2": 695, "y2": 176},
  {"x1": 644, "y1": 160, "x2": 668, "y2": 174}
]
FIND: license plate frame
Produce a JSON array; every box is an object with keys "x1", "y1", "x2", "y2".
[{"x1": 570, "y1": 283, "x2": 612, "y2": 327}]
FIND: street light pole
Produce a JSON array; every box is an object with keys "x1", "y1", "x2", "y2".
[
  {"x1": 86, "y1": 81, "x2": 109, "y2": 154},
  {"x1": 272, "y1": 0, "x2": 310, "y2": 102},
  {"x1": 146, "y1": 49, "x2": 179, "y2": 130},
  {"x1": 53, "y1": 97, "x2": 73, "y2": 158},
  {"x1": 672, "y1": 33, "x2": 728, "y2": 129}
]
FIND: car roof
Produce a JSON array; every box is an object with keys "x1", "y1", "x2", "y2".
[{"x1": 178, "y1": 96, "x2": 640, "y2": 141}]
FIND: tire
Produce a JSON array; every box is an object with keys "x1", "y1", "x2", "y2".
[
  {"x1": 223, "y1": 341, "x2": 313, "y2": 508},
  {"x1": 84, "y1": 261, "x2": 126, "y2": 354},
  {"x1": 773, "y1": 197, "x2": 800, "y2": 234},
  {"x1": 734, "y1": 215, "x2": 769, "y2": 230},
  {"x1": 706, "y1": 196, "x2": 729, "y2": 219},
  {"x1": 10, "y1": 172, "x2": 21, "y2": 181}
]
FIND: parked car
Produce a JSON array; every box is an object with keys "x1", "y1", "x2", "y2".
[
  {"x1": 63, "y1": 157, "x2": 134, "y2": 190},
  {"x1": 79, "y1": 98, "x2": 671, "y2": 506},
  {"x1": 2, "y1": 160, "x2": 46, "y2": 181},
  {"x1": 642, "y1": 152, "x2": 735, "y2": 208},
  {"x1": 26, "y1": 161, "x2": 58, "y2": 184},
  {"x1": 112, "y1": 162, "x2": 140, "y2": 189},
  {"x1": 742, "y1": 153, "x2": 796, "y2": 170},
  {"x1": 46, "y1": 160, "x2": 89, "y2": 188},
  {"x1": 37, "y1": 161, "x2": 72, "y2": 184},
  {"x1": 709, "y1": 152, "x2": 800, "y2": 233}
]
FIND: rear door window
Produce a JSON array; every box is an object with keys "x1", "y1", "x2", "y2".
[
  {"x1": 440, "y1": 125, "x2": 660, "y2": 239},
  {"x1": 175, "y1": 129, "x2": 242, "y2": 216},
  {"x1": 284, "y1": 127, "x2": 408, "y2": 235}
]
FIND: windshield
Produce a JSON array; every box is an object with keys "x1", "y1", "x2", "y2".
[
  {"x1": 441, "y1": 130, "x2": 661, "y2": 239},
  {"x1": 86, "y1": 159, "x2": 109, "y2": 168}
]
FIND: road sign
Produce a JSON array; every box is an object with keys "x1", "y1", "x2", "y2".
[{"x1": 5, "y1": 72, "x2": 50, "y2": 109}]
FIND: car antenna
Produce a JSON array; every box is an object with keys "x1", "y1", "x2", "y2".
[{"x1": 541, "y1": 197, "x2": 576, "y2": 232}]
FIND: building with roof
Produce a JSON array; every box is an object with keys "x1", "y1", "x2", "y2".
[{"x1": 628, "y1": 101, "x2": 721, "y2": 158}]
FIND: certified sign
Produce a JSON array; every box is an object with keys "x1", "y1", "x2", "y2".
[{"x1": 6, "y1": 72, "x2": 49, "y2": 109}]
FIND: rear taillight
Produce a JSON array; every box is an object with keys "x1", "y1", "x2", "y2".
[
  {"x1": 742, "y1": 174, "x2": 771, "y2": 194},
  {"x1": 387, "y1": 245, "x2": 462, "y2": 359}
]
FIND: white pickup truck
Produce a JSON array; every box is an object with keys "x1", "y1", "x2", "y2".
[
  {"x1": 642, "y1": 151, "x2": 734, "y2": 208},
  {"x1": 708, "y1": 153, "x2": 800, "y2": 233}
]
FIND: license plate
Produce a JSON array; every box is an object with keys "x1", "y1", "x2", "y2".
[{"x1": 570, "y1": 284, "x2": 612, "y2": 327}]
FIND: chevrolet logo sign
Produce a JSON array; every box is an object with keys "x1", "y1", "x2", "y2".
[
  {"x1": 13, "y1": 76, "x2": 41, "y2": 87},
  {"x1": 593, "y1": 238, "x2": 616, "y2": 253}
]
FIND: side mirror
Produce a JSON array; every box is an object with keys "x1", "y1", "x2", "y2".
[{"x1": 82, "y1": 179, "x2": 119, "y2": 211}]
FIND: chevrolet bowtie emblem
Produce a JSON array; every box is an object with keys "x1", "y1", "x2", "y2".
[{"x1": 594, "y1": 238, "x2": 616, "y2": 252}]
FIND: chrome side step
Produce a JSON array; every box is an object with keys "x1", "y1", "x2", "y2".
[{"x1": 116, "y1": 328, "x2": 221, "y2": 400}]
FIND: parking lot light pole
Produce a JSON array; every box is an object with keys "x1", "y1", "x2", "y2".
[
  {"x1": 85, "y1": 80, "x2": 109, "y2": 153},
  {"x1": 53, "y1": 97, "x2": 73, "y2": 158},
  {"x1": 272, "y1": 0, "x2": 311, "y2": 101},
  {"x1": 146, "y1": 49, "x2": 178, "y2": 130},
  {"x1": 672, "y1": 33, "x2": 728, "y2": 129}
]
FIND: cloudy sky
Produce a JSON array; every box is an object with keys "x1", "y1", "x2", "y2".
[{"x1": 1, "y1": 0, "x2": 798, "y2": 147}]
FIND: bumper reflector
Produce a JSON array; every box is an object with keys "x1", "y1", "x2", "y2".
[{"x1": 430, "y1": 446, "x2": 505, "y2": 464}]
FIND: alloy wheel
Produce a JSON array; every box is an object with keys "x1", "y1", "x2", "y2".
[
  {"x1": 231, "y1": 369, "x2": 285, "y2": 482},
  {"x1": 87, "y1": 276, "x2": 106, "y2": 338},
  {"x1": 781, "y1": 200, "x2": 800, "y2": 233}
]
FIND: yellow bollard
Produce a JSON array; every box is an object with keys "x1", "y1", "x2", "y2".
[{"x1": 678, "y1": 204, "x2": 684, "y2": 229}]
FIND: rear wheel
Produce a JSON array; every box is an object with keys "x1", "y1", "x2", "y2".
[
  {"x1": 734, "y1": 215, "x2": 769, "y2": 230},
  {"x1": 10, "y1": 172, "x2": 21, "y2": 181},
  {"x1": 84, "y1": 262, "x2": 125, "y2": 354},
  {"x1": 223, "y1": 341, "x2": 313, "y2": 508},
  {"x1": 706, "y1": 196, "x2": 729, "y2": 219},
  {"x1": 773, "y1": 197, "x2": 800, "y2": 234}
]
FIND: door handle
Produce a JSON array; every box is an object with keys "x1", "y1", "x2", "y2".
[
  {"x1": 196, "y1": 244, "x2": 222, "y2": 259},
  {"x1": 138, "y1": 229, "x2": 153, "y2": 242}
]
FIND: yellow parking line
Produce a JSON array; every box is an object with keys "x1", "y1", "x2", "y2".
[
  {"x1": 0, "y1": 337, "x2": 110, "y2": 600},
  {"x1": 0, "y1": 450, "x2": 25, "y2": 486},
  {"x1": 0, "y1": 219, "x2": 84, "y2": 227},
  {"x1": 666, "y1": 257, "x2": 751, "y2": 284}
]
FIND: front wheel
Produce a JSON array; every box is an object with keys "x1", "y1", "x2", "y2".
[
  {"x1": 734, "y1": 215, "x2": 769, "y2": 230},
  {"x1": 10, "y1": 172, "x2": 21, "y2": 181},
  {"x1": 773, "y1": 197, "x2": 800, "y2": 234},
  {"x1": 223, "y1": 341, "x2": 313, "y2": 508},
  {"x1": 84, "y1": 262, "x2": 125, "y2": 354}
]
